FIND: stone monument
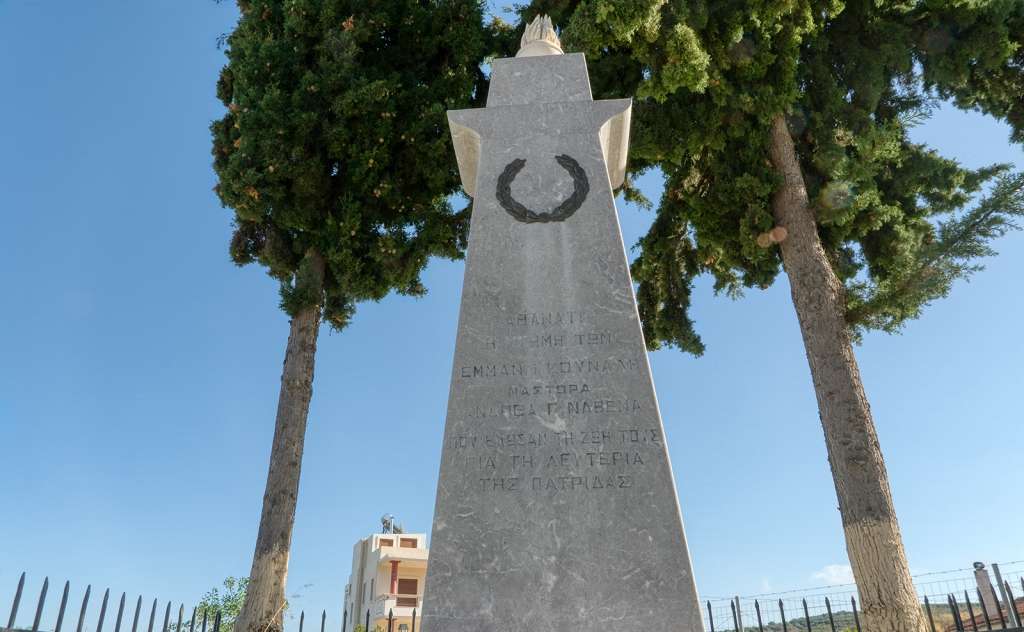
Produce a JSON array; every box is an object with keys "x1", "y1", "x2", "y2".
[{"x1": 421, "y1": 16, "x2": 704, "y2": 632}]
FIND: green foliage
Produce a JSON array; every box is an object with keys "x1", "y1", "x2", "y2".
[
  {"x1": 212, "y1": 0, "x2": 491, "y2": 328},
  {"x1": 195, "y1": 577, "x2": 249, "y2": 632},
  {"x1": 524, "y1": 0, "x2": 1024, "y2": 352}
]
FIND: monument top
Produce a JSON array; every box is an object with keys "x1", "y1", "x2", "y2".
[{"x1": 517, "y1": 15, "x2": 562, "y2": 57}]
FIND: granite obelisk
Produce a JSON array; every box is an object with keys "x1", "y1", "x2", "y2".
[{"x1": 422, "y1": 17, "x2": 704, "y2": 632}]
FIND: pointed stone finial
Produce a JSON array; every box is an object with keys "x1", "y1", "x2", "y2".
[{"x1": 516, "y1": 15, "x2": 563, "y2": 57}]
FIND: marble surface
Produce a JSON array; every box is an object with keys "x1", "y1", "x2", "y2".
[{"x1": 422, "y1": 52, "x2": 704, "y2": 632}]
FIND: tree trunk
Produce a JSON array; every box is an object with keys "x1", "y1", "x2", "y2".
[
  {"x1": 767, "y1": 114, "x2": 926, "y2": 632},
  {"x1": 235, "y1": 254, "x2": 324, "y2": 632}
]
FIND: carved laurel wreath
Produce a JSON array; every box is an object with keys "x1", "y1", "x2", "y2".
[{"x1": 496, "y1": 154, "x2": 589, "y2": 224}]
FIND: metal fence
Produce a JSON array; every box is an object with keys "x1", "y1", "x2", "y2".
[
  {"x1": 6, "y1": 565, "x2": 1024, "y2": 632},
  {"x1": 0, "y1": 573, "x2": 232, "y2": 632},
  {"x1": 703, "y1": 562, "x2": 1024, "y2": 632},
  {"x1": 0, "y1": 573, "x2": 385, "y2": 632}
]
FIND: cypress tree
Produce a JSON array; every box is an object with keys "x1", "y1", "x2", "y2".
[
  {"x1": 522, "y1": 1, "x2": 1024, "y2": 628},
  {"x1": 210, "y1": 3, "x2": 488, "y2": 632}
]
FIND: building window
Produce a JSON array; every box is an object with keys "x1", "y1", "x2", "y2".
[
  {"x1": 399, "y1": 538, "x2": 417, "y2": 548},
  {"x1": 379, "y1": 538, "x2": 394, "y2": 548},
  {"x1": 397, "y1": 579, "x2": 418, "y2": 595}
]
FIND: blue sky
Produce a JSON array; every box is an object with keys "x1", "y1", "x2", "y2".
[{"x1": 1, "y1": 0, "x2": 1021, "y2": 624}]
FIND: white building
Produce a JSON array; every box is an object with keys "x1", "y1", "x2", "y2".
[{"x1": 343, "y1": 530, "x2": 428, "y2": 632}]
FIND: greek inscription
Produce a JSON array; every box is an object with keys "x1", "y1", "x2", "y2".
[
  {"x1": 506, "y1": 311, "x2": 586, "y2": 328},
  {"x1": 457, "y1": 357, "x2": 641, "y2": 380},
  {"x1": 507, "y1": 383, "x2": 590, "y2": 398}
]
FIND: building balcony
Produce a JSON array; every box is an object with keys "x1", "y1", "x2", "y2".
[
  {"x1": 369, "y1": 594, "x2": 423, "y2": 620},
  {"x1": 377, "y1": 546, "x2": 428, "y2": 565}
]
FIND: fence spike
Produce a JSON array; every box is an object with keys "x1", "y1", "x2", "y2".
[
  {"x1": 387, "y1": 608, "x2": 393, "y2": 632},
  {"x1": 802, "y1": 599, "x2": 812, "y2": 632},
  {"x1": 188, "y1": 608, "x2": 197, "y2": 632},
  {"x1": 976, "y1": 588, "x2": 993, "y2": 631},
  {"x1": 1004, "y1": 581, "x2": 1020, "y2": 628},
  {"x1": 97, "y1": 589, "x2": 110, "y2": 632},
  {"x1": 950, "y1": 594, "x2": 965, "y2": 632},
  {"x1": 925, "y1": 596, "x2": 937, "y2": 632},
  {"x1": 130, "y1": 596, "x2": 142, "y2": 632},
  {"x1": 341, "y1": 609, "x2": 347, "y2": 632},
  {"x1": 299, "y1": 610, "x2": 305, "y2": 632},
  {"x1": 965, "y1": 590, "x2": 979, "y2": 631},
  {"x1": 851, "y1": 596, "x2": 861, "y2": 632},
  {"x1": 992, "y1": 587, "x2": 1007, "y2": 629},
  {"x1": 8, "y1": 571, "x2": 26, "y2": 629},
  {"x1": 706, "y1": 600, "x2": 715, "y2": 632},
  {"x1": 176, "y1": 605, "x2": 184, "y2": 632},
  {"x1": 76, "y1": 585, "x2": 92, "y2": 632},
  {"x1": 730, "y1": 600, "x2": 739, "y2": 632},
  {"x1": 411, "y1": 608, "x2": 416, "y2": 632},
  {"x1": 161, "y1": 602, "x2": 171, "y2": 632},
  {"x1": 364, "y1": 609, "x2": 369, "y2": 632},
  {"x1": 211, "y1": 611, "x2": 221, "y2": 632},
  {"x1": 200, "y1": 609, "x2": 208, "y2": 632},
  {"x1": 754, "y1": 600, "x2": 764, "y2": 632},
  {"x1": 31, "y1": 577, "x2": 49, "y2": 632},
  {"x1": 146, "y1": 598, "x2": 157, "y2": 632},
  {"x1": 55, "y1": 582, "x2": 71, "y2": 632},
  {"x1": 779, "y1": 600, "x2": 787, "y2": 632},
  {"x1": 320, "y1": 609, "x2": 326, "y2": 632},
  {"x1": 114, "y1": 594, "x2": 127, "y2": 632}
]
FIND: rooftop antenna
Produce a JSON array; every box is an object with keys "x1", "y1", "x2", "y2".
[{"x1": 381, "y1": 514, "x2": 394, "y2": 534}]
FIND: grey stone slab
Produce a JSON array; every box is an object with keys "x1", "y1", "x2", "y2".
[{"x1": 422, "y1": 50, "x2": 703, "y2": 632}]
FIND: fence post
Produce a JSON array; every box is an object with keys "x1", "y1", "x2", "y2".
[
  {"x1": 976, "y1": 588, "x2": 994, "y2": 630},
  {"x1": 824, "y1": 597, "x2": 835, "y2": 632},
  {"x1": 364, "y1": 608, "x2": 369, "y2": 632},
  {"x1": 31, "y1": 577, "x2": 49, "y2": 632},
  {"x1": 993, "y1": 565, "x2": 1018, "y2": 628},
  {"x1": 754, "y1": 600, "x2": 765, "y2": 632},
  {"x1": 706, "y1": 600, "x2": 715, "y2": 632},
  {"x1": 851, "y1": 596, "x2": 861, "y2": 632},
  {"x1": 211, "y1": 612, "x2": 220, "y2": 632},
  {"x1": 175, "y1": 605, "x2": 183, "y2": 632},
  {"x1": 802, "y1": 599, "x2": 812, "y2": 632},
  {"x1": 300, "y1": 610, "x2": 305, "y2": 632},
  {"x1": 410, "y1": 609, "x2": 415, "y2": 632},
  {"x1": 735, "y1": 596, "x2": 744, "y2": 632},
  {"x1": 341, "y1": 610, "x2": 347, "y2": 632},
  {"x1": 779, "y1": 600, "x2": 787, "y2": 632},
  {"x1": 146, "y1": 599, "x2": 157, "y2": 632},
  {"x1": 187, "y1": 608, "x2": 196, "y2": 632},
  {"x1": 386, "y1": 609, "x2": 393, "y2": 632},
  {"x1": 992, "y1": 590, "x2": 1007, "y2": 629},
  {"x1": 731, "y1": 600, "x2": 739, "y2": 632},
  {"x1": 321, "y1": 609, "x2": 326, "y2": 632}
]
